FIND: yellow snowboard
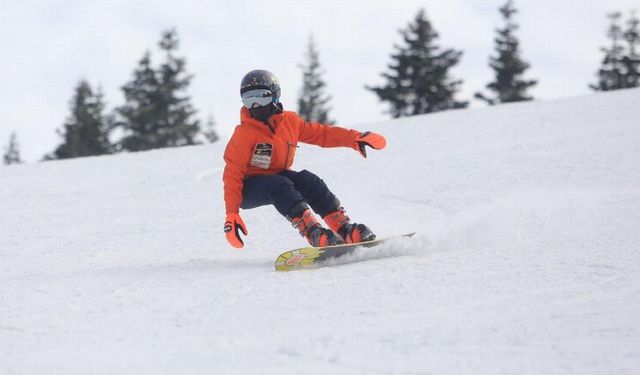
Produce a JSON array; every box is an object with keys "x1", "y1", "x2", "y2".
[{"x1": 275, "y1": 233, "x2": 415, "y2": 272}]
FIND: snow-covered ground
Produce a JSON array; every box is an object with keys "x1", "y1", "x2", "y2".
[{"x1": 1, "y1": 89, "x2": 640, "y2": 374}]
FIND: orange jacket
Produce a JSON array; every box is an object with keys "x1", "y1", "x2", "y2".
[{"x1": 223, "y1": 107, "x2": 361, "y2": 214}]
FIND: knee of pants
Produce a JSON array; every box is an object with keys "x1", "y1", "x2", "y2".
[
  {"x1": 269, "y1": 176, "x2": 304, "y2": 214},
  {"x1": 269, "y1": 175, "x2": 295, "y2": 200},
  {"x1": 297, "y1": 169, "x2": 324, "y2": 186},
  {"x1": 296, "y1": 170, "x2": 340, "y2": 216}
]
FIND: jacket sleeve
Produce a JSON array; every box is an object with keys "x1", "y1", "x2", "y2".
[
  {"x1": 294, "y1": 113, "x2": 360, "y2": 148},
  {"x1": 222, "y1": 127, "x2": 253, "y2": 214}
]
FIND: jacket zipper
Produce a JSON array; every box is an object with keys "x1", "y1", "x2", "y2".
[
  {"x1": 263, "y1": 120, "x2": 291, "y2": 169},
  {"x1": 285, "y1": 142, "x2": 291, "y2": 169}
]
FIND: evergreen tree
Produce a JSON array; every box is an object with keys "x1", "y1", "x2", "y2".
[
  {"x1": 297, "y1": 35, "x2": 334, "y2": 124},
  {"x1": 367, "y1": 9, "x2": 468, "y2": 117},
  {"x1": 115, "y1": 52, "x2": 158, "y2": 151},
  {"x1": 45, "y1": 80, "x2": 112, "y2": 160},
  {"x1": 202, "y1": 114, "x2": 219, "y2": 143},
  {"x1": 3, "y1": 132, "x2": 22, "y2": 165},
  {"x1": 475, "y1": 0, "x2": 537, "y2": 105},
  {"x1": 622, "y1": 11, "x2": 640, "y2": 88},
  {"x1": 116, "y1": 29, "x2": 200, "y2": 152},
  {"x1": 591, "y1": 12, "x2": 627, "y2": 91}
]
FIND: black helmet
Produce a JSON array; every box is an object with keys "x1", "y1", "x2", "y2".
[{"x1": 240, "y1": 70, "x2": 281, "y2": 108}]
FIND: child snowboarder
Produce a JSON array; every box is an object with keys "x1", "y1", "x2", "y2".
[{"x1": 223, "y1": 70, "x2": 387, "y2": 249}]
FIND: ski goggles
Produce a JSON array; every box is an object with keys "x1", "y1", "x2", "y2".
[{"x1": 241, "y1": 89, "x2": 274, "y2": 108}]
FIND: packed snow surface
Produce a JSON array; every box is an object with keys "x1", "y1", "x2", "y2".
[{"x1": 2, "y1": 89, "x2": 640, "y2": 374}]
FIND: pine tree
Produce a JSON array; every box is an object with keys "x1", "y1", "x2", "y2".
[
  {"x1": 115, "y1": 52, "x2": 158, "y2": 151},
  {"x1": 591, "y1": 12, "x2": 627, "y2": 91},
  {"x1": 622, "y1": 11, "x2": 640, "y2": 88},
  {"x1": 367, "y1": 9, "x2": 468, "y2": 117},
  {"x1": 116, "y1": 29, "x2": 200, "y2": 152},
  {"x1": 297, "y1": 35, "x2": 334, "y2": 124},
  {"x1": 44, "y1": 80, "x2": 112, "y2": 160},
  {"x1": 3, "y1": 132, "x2": 22, "y2": 165},
  {"x1": 475, "y1": 0, "x2": 537, "y2": 105},
  {"x1": 202, "y1": 114, "x2": 219, "y2": 143}
]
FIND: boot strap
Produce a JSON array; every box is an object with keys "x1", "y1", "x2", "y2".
[{"x1": 290, "y1": 210, "x2": 318, "y2": 236}]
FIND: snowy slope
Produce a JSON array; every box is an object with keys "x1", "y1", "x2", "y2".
[{"x1": 1, "y1": 89, "x2": 640, "y2": 374}]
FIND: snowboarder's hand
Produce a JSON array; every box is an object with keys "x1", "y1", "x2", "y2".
[
  {"x1": 354, "y1": 131, "x2": 386, "y2": 158},
  {"x1": 224, "y1": 213, "x2": 248, "y2": 249}
]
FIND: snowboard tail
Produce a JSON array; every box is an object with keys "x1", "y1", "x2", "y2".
[{"x1": 275, "y1": 232, "x2": 415, "y2": 272}]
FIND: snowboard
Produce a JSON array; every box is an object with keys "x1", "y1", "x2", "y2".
[{"x1": 275, "y1": 232, "x2": 415, "y2": 271}]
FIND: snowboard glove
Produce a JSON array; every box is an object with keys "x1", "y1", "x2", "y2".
[
  {"x1": 354, "y1": 131, "x2": 387, "y2": 158},
  {"x1": 224, "y1": 213, "x2": 248, "y2": 249}
]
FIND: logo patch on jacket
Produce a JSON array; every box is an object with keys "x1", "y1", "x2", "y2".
[{"x1": 251, "y1": 143, "x2": 273, "y2": 169}]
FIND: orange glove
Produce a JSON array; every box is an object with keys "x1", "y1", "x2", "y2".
[
  {"x1": 354, "y1": 131, "x2": 387, "y2": 158},
  {"x1": 224, "y1": 213, "x2": 248, "y2": 249}
]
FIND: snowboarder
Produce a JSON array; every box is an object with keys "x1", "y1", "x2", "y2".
[{"x1": 223, "y1": 70, "x2": 387, "y2": 249}]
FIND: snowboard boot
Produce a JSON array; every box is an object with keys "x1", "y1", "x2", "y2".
[
  {"x1": 323, "y1": 207, "x2": 376, "y2": 244},
  {"x1": 289, "y1": 208, "x2": 344, "y2": 247}
]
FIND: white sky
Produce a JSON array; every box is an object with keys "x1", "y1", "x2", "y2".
[{"x1": 1, "y1": 0, "x2": 638, "y2": 162}]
